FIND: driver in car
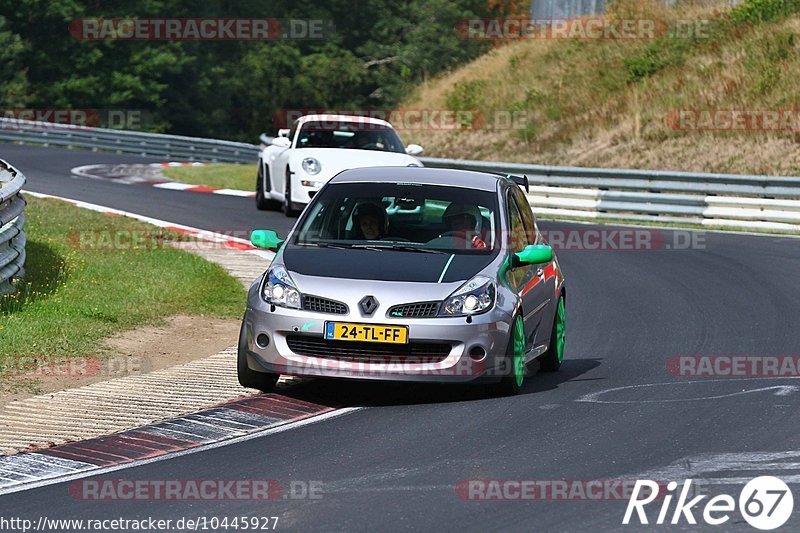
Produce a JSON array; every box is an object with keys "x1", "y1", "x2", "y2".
[
  {"x1": 352, "y1": 202, "x2": 389, "y2": 240},
  {"x1": 442, "y1": 203, "x2": 487, "y2": 249}
]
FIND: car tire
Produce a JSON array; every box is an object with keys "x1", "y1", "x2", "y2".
[
  {"x1": 491, "y1": 314, "x2": 526, "y2": 396},
  {"x1": 539, "y1": 295, "x2": 565, "y2": 372},
  {"x1": 256, "y1": 164, "x2": 281, "y2": 211},
  {"x1": 283, "y1": 167, "x2": 299, "y2": 217},
  {"x1": 237, "y1": 320, "x2": 280, "y2": 392}
]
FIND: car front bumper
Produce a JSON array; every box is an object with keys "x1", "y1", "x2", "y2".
[{"x1": 242, "y1": 302, "x2": 514, "y2": 383}]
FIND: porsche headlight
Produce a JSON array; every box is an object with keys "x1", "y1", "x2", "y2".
[
  {"x1": 439, "y1": 275, "x2": 495, "y2": 316},
  {"x1": 302, "y1": 157, "x2": 321, "y2": 175},
  {"x1": 261, "y1": 265, "x2": 302, "y2": 309}
]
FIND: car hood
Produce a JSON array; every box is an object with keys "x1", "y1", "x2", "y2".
[
  {"x1": 290, "y1": 148, "x2": 421, "y2": 174},
  {"x1": 282, "y1": 246, "x2": 496, "y2": 285}
]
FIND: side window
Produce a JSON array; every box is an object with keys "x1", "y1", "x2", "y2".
[
  {"x1": 511, "y1": 186, "x2": 537, "y2": 244},
  {"x1": 507, "y1": 193, "x2": 527, "y2": 254},
  {"x1": 288, "y1": 121, "x2": 298, "y2": 147}
]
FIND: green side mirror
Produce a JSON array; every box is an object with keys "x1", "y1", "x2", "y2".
[
  {"x1": 250, "y1": 229, "x2": 284, "y2": 252},
  {"x1": 515, "y1": 244, "x2": 553, "y2": 266}
]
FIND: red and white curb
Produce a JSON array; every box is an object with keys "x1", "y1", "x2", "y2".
[
  {"x1": 150, "y1": 181, "x2": 255, "y2": 197},
  {"x1": 0, "y1": 396, "x2": 357, "y2": 495},
  {"x1": 157, "y1": 162, "x2": 208, "y2": 168},
  {"x1": 71, "y1": 163, "x2": 256, "y2": 198}
]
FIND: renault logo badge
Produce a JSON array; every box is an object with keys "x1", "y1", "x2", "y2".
[{"x1": 359, "y1": 295, "x2": 378, "y2": 315}]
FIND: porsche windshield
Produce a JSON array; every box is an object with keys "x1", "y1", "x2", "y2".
[
  {"x1": 295, "y1": 121, "x2": 406, "y2": 153},
  {"x1": 294, "y1": 182, "x2": 499, "y2": 254}
]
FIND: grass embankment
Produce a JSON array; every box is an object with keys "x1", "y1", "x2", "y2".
[
  {"x1": 162, "y1": 163, "x2": 256, "y2": 191},
  {"x1": 0, "y1": 197, "x2": 246, "y2": 358},
  {"x1": 402, "y1": 0, "x2": 800, "y2": 175}
]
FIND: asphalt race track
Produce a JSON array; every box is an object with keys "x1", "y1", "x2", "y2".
[{"x1": 2, "y1": 143, "x2": 800, "y2": 531}]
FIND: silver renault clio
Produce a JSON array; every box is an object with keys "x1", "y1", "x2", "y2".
[{"x1": 238, "y1": 167, "x2": 566, "y2": 395}]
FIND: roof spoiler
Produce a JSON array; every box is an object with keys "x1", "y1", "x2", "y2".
[
  {"x1": 485, "y1": 171, "x2": 530, "y2": 192},
  {"x1": 507, "y1": 174, "x2": 529, "y2": 193}
]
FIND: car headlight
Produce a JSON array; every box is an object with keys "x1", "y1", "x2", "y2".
[
  {"x1": 261, "y1": 265, "x2": 302, "y2": 309},
  {"x1": 439, "y1": 275, "x2": 495, "y2": 317},
  {"x1": 302, "y1": 157, "x2": 321, "y2": 175}
]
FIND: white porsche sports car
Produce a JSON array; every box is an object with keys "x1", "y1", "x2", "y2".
[{"x1": 256, "y1": 114, "x2": 424, "y2": 215}]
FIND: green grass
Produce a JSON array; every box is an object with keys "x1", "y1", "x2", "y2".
[
  {"x1": 162, "y1": 163, "x2": 256, "y2": 191},
  {"x1": 402, "y1": 0, "x2": 800, "y2": 175},
  {"x1": 0, "y1": 197, "x2": 246, "y2": 358}
]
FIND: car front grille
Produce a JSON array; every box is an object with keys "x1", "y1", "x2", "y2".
[
  {"x1": 302, "y1": 295, "x2": 348, "y2": 315},
  {"x1": 286, "y1": 336, "x2": 451, "y2": 364},
  {"x1": 387, "y1": 301, "x2": 441, "y2": 318}
]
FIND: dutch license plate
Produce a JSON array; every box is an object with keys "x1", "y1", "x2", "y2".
[{"x1": 324, "y1": 322, "x2": 408, "y2": 344}]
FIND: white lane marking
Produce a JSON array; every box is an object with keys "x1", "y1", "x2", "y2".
[
  {"x1": 0, "y1": 407, "x2": 362, "y2": 496},
  {"x1": 630, "y1": 450, "x2": 800, "y2": 486},
  {"x1": 152, "y1": 182, "x2": 195, "y2": 190},
  {"x1": 213, "y1": 188, "x2": 256, "y2": 197},
  {"x1": 0, "y1": 455, "x2": 96, "y2": 490},
  {"x1": 23, "y1": 190, "x2": 274, "y2": 262},
  {"x1": 576, "y1": 378, "x2": 800, "y2": 404},
  {"x1": 70, "y1": 164, "x2": 106, "y2": 179}
]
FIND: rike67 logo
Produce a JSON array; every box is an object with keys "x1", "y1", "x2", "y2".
[{"x1": 624, "y1": 477, "x2": 793, "y2": 530}]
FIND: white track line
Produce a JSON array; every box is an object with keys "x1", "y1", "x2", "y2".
[
  {"x1": 24, "y1": 190, "x2": 274, "y2": 261},
  {"x1": 0, "y1": 408, "x2": 362, "y2": 496},
  {"x1": 152, "y1": 182, "x2": 196, "y2": 191}
]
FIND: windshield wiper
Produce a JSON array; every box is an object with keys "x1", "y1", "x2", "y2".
[
  {"x1": 296, "y1": 242, "x2": 352, "y2": 250},
  {"x1": 351, "y1": 243, "x2": 450, "y2": 255}
]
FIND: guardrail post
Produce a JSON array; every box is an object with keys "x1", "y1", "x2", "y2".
[{"x1": 0, "y1": 159, "x2": 26, "y2": 295}]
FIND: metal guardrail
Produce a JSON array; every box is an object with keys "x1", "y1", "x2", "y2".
[
  {"x1": 419, "y1": 157, "x2": 800, "y2": 232},
  {"x1": 2, "y1": 120, "x2": 800, "y2": 232},
  {"x1": 0, "y1": 160, "x2": 26, "y2": 295},
  {"x1": 0, "y1": 118, "x2": 258, "y2": 163}
]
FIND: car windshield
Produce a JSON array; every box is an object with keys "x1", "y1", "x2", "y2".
[
  {"x1": 295, "y1": 120, "x2": 406, "y2": 153},
  {"x1": 294, "y1": 182, "x2": 498, "y2": 254}
]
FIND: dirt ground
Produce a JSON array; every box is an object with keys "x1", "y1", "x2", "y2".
[{"x1": 0, "y1": 315, "x2": 241, "y2": 408}]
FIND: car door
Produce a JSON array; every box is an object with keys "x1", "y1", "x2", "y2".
[
  {"x1": 510, "y1": 185, "x2": 556, "y2": 348},
  {"x1": 270, "y1": 123, "x2": 296, "y2": 197},
  {"x1": 505, "y1": 190, "x2": 547, "y2": 354}
]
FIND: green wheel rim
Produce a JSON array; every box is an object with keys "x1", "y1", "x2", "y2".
[
  {"x1": 555, "y1": 297, "x2": 565, "y2": 364},
  {"x1": 513, "y1": 317, "x2": 525, "y2": 387}
]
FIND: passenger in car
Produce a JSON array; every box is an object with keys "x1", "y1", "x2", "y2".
[{"x1": 442, "y1": 203, "x2": 487, "y2": 249}]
